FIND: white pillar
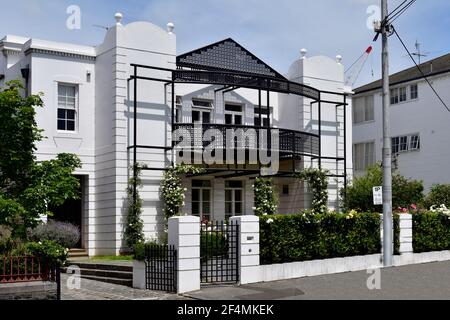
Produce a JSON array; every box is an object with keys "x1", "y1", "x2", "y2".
[
  {"x1": 132, "y1": 260, "x2": 146, "y2": 289},
  {"x1": 168, "y1": 215, "x2": 200, "y2": 293},
  {"x1": 399, "y1": 214, "x2": 413, "y2": 254},
  {"x1": 229, "y1": 215, "x2": 261, "y2": 285}
]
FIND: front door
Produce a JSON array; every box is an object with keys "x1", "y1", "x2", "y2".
[{"x1": 49, "y1": 175, "x2": 83, "y2": 248}]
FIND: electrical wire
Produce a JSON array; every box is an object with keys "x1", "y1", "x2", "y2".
[
  {"x1": 387, "y1": 0, "x2": 417, "y2": 25},
  {"x1": 392, "y1": 26, "x2": 450, "y2": 113},
  {"x1": 385, "y1": 0, "x2": 409, "y2": 22}
]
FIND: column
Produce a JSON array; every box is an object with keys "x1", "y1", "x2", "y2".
[{"x1": 168, "y1": 215, "x2": 200, "y2": 293}]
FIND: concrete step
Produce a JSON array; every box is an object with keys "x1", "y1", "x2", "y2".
[
  {"x1": 63, "y1": 261, "x2": 134, "y2": 287},
  {"x1": 78, "y1": 274, "x2": 133, "y2": 287},
  {"x1": 68, "y1": 249, "x2": 88, "y2": 258},
  {"x1": 65, "y1": 262, "x2": 133, "y2": 272},
  {"x1": 63, "y1": 267, "x2": 132, "y2": 280}
]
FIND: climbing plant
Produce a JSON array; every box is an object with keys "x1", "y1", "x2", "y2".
[
  {"x1": 160, "y1": 164, "x2": 205, "y2": 220},
  {"x1": 296, "y1": 167, "x2": 329, "y2": 214},
  {"x1": 124, "y1": 163, "x2": 145, "y2": 249},
  {"x1": 253, "y1": 177, "x2": 278, "y2": 216}
]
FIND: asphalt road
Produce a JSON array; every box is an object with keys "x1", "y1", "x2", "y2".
[{"x1": 186, "y1": 260, "x2": 450, "y2": 300}]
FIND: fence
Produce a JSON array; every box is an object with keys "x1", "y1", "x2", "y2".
[
  {"x1": 145, "y1": 244, "x2": 177, "y2": 292},
  {"x1": 0, "y1": 256, "x2": 61, "y2": 300}
]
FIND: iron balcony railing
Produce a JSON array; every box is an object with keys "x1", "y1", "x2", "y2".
[{"x1": 173, "y1": 123, "x2": 320, "y2": 158}]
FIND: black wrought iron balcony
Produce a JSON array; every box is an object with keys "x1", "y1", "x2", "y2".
[{"x1": 172, "y1": 123, "x2": 319, "y2": 158}]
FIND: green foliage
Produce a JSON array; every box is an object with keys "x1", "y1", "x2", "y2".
[
  {"x1": 200, "y1": 232, "x2": 227, "y2": 259},
  {"x1": 393, "y1": 213, "x2": 400, "y2": 255},
  {"x1": 6, "y1": 240, "x2": 68, "y2": 266},
  {"x1": 0, "y1": 81, "x2": 81, "y2": 238},
  {"x1": 423, "y1": 184, "x2": 450, "y2": 209},
  {"x1": 296, "y1": 168, "x2": 329, "y2": 214},
  {"x1": 124, "y1": 164, "x2": 145, "y2": 249},
  {"x1": 259, "y1": 212, "x2": 381, "y2": 264},
  {"x1": 160, "y1": 164, "x2": 205, "y2": 220},
  {"x1": 413, "y1": 211, "x2": 450, "y2": 253},
  {"x1": 133, "y1": 241, "x2": 168, "y2": 261},
  {"x1": 253, "y1": 177, "x2": 278, "y2": 216},
  {"x1": 341, "y1": 164, "x2": 424, "y2": 212},
  {"x1": 0, "y1": 81, "x2": 44, "y2": 197}
]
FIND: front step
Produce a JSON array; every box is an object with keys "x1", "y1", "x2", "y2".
[
  {"x1": 68, "y1": 249, "x2": 89, "y2": 259},
  {"x1": 63, "y1": 262, "x2": 133, "y2": 287}
]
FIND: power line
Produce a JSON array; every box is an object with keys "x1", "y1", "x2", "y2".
[
  {"x1": 385, "y1": 0, "x2": 409, "y2": 22},
  {"x1": 392, "y1": 26, "x2": 450, "y2": 113},
  {"x1": 387, "y1": 0, "x2": 417, "y2": 25}
]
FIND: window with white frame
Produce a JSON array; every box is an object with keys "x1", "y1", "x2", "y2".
[
  {"x1": 57, "y1": 84, "x2": 77, "y2": 131},
  {"x1": 192, "y1": 180, "x2": 212, "y2": 222},
  {"x1": 254, "y1": 106, "x2": 271, "y2": 127},
  {"x1": 392, "y1": 134, "x2": 420, "y2": 154},
  {"x1": 410, "y1": 84, "x2": 418, "y2": 99},
  {"x1": 353, "y1": 142, "x2": 375, "y2": 171},
  {"x1": 225, "y1": 180, "x2": 244, "y2": 219},
  {"x1": 390, "y1": 84, "x2": 418, "y2": 105},
  {"x1": 353, "y1": 95, "x2": 374, "y2": 124},
  {"x1": 175, "y1": 95, "x2": 182, "y2": 123}
]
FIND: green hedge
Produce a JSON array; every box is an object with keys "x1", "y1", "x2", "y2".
[
  {"x1": 201, "y1": 232, "x2": 227, "y2": 259},
  {"x1": 260, "y1": 212, "x2": 382, "y2": 264},
  {"x1": 413, "y1": 212, "x2": 450, "y2": 253}
]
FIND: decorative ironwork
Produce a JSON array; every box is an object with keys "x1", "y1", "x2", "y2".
[
  {"x1": 173, "y1": 123, "x2": 320, "y2": 158},
  {"x1": 200, "y1": 220, "x2": 239, "y2": 284},
  {"x1": 172, "y1": 70, "x2": 320, "y2": 101},
  {"x1": 177, "y1": 38, "x2": 285, "y2": 80},
  {"x1": 145, "y1": 244, "x2": 177, "y2": 293}
]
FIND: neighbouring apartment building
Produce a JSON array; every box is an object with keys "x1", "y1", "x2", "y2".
[
  {"x1": 352, "y1": 53, "x2": 450, "y2": 190},
  {"x1": 0, "y1": 15, "x2": 352, "y2": 255}
]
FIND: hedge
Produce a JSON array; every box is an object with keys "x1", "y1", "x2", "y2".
[
  {"x1": 260, "y1": 212, "x2": 382, "y2": 264},
  {"x1": 413, "y1": 212, "x2": 450, "y2": 253}
]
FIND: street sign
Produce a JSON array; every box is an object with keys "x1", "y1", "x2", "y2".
[{"x1": 373, "y1": 186, "x2": 383, "y2": 205}]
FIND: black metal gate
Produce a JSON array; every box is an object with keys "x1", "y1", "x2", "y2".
[
  {"x1": 145, "y1": 244, "x2": 177, "y2": 292},
  {"x1": 200, "y1": 220, "x2": 239, "y2": 284}
]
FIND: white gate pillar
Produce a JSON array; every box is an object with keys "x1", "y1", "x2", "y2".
[
  {"x1": 168, "y1": 215, "x2": 200, "y2": 294},
  {"x1": 229, "y1": 215, "x2": 261, "y2": 285}
]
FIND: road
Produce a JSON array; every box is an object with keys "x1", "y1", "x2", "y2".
[{"x1": 186, "y1": 260, "x2": 450, "y2": 300}]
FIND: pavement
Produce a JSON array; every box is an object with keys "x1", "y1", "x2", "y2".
[
  {"x1": 186, "y1": 260, "x2": 450, "y2": 300},
  {"x1": 61, "y1": 274, "x2": 189, "y2": 300}
]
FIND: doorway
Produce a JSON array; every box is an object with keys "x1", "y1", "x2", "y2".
[{"x1": 49, "y1": 175, "x2": 84, "y2": 248}]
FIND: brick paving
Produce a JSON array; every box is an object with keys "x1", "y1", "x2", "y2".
[{"x1": 61, "y1": 274, "x2": 190, "y2": 300}]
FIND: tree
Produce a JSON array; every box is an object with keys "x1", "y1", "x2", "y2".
[
  {"x1": 0, "y1": 81, "x2": 81, "y2": 238},
  {"x1": 341, "y1": 164, "x2": 424, "y2": 212}
]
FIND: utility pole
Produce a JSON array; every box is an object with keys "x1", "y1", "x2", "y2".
[{"x1": 381, "y1": 0, "x2": 393, "y2": 266}]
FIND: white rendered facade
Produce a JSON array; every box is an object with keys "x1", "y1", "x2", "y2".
[
  {"x1": 0, "y1": 17, "x2": 352, "y2": 255},
  {"x1": 352, "y1": 60, "x2": 450, "y2": 191}
]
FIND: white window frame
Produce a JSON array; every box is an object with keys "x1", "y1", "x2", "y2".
[
  {"x1": 225, "y1": 180, "x2": 244, "y2": 219},
  {"x1": 353, "y1": 141, "x2": 375, "y2": 172},
  {"x1": 353, "y1": 95, "x2": 374, "y2": 124},
  {"x1": 225, "y1": 103, "x2": 244, "y2": 125},
  {"x1": 410, "y1": 84, "x2": 418, "y2": 100},
  {"x1": 191, "y1": 180, "x2": 212, "y2": 222},
  {"x1": 57, "y1": 83, "x2": 78, "y2": 132},
  {"x1": 391, "y1": 133, "x2": 420, "y2": 154}
]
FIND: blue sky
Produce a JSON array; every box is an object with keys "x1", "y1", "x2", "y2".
[{"x1": 1, "y1": 0, "x2": 449, "y2": 87}]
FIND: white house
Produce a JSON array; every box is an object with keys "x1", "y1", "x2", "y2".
[
  {"x1": 0, "y1": 14, "x2": 351, "y2": 256},
  {"x1": 352, "y1": 53, "x2": 450, "y2": 191}
]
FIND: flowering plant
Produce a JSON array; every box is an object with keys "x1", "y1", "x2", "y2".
[
  {"x1": 253, "y1": 178, "x2": 278, "y2": 216},
  {"x1": 296, "y1": 168, "x2": 329, "y2": 214},
  {"x1": 430, "y1": 204, "x2": 450, "y2": 219}
]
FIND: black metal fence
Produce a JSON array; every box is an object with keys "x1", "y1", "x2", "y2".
[
  {"x1": 145, "y1": 244, "x2": 177, "y2": 292},
  {"x1": 200, "y1": 220, "x2": 239, "y2": 284}
]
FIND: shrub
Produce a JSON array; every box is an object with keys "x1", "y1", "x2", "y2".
[
  {"x1": 28, "y1": 220, "x2": 80, "y2": 248},
  {"x1": 133, "y1": 241, "x2": 168, "y2": 261},
  {"x1": 296, "y1": 168, "x2": 329, "y2": 214},
  {"x1": 341, "y1": 164, "x2": 424, "y2": 212},
  {"x1": 253, "y1": 177, "x2": 278, "y2": 216},
  {"x1": 4, "y1": 240, "x2": 68, "y2": 266},
  {"x1": 200, "y1": 232, "x2": 227, "y2": 259},
  {"x1": 413, "y1": 211, "x2": 450, "y2": 253},
  {"x1": 260, "y1": 212, "x2": 381, "y2": 264},
  {"x1": 423, "y1": 184, "x2": 450, "y2": 209}
]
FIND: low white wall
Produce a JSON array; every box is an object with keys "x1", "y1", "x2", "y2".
[
  {"x1": 132, "y1": 260, "x2": 146, "y2": 289},
  {"x1": 257, "y1": 255, "x2": 382, "y2": 283},
  {"x1": 393, "y1": 250, "x2": 450, "y2": 266}
]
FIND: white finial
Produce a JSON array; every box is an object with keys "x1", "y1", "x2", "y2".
[
  {"x1": 336, "y1": 55, "x2": 342, "y2": 64},
  {"x1": 300, "y1": 48, "x2": 307, "y2": 59},
  {"x1": 167, "y1": 22, "x2": 175, "y2": 34},
  {"x1": 115, "y1": 12, "x2": 123, "y2": 25}
]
